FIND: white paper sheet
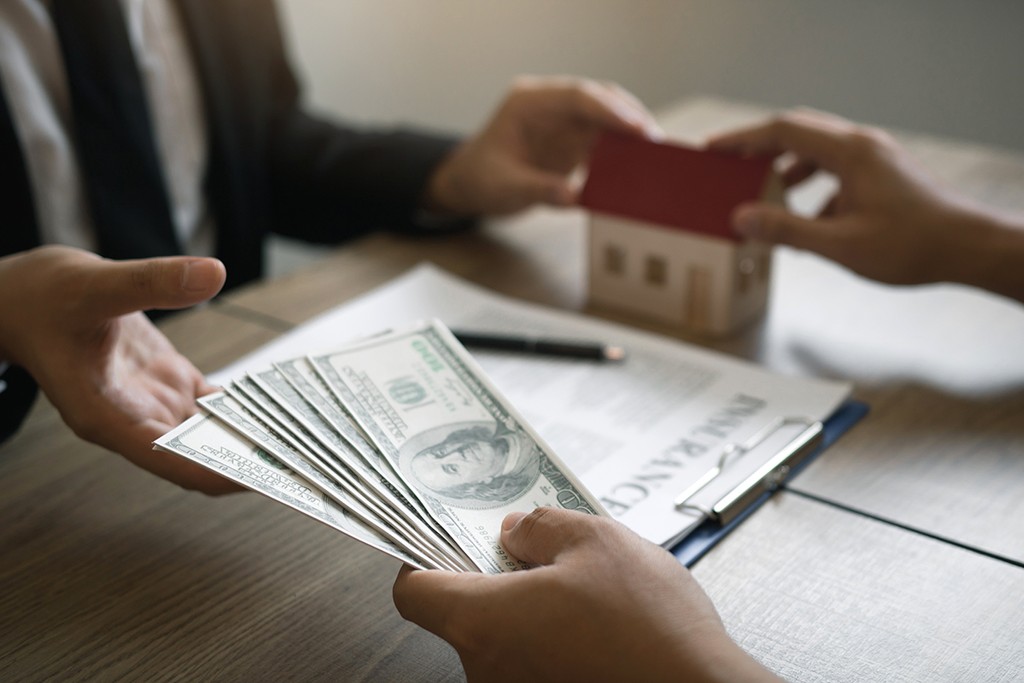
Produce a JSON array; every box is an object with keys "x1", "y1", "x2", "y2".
[{"x1": 212, "y1": 263, "x2": 851, "y2": 547}]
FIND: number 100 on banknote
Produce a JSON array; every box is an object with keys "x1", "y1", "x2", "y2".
[{"x1": 309, "y1": 320, "x2": 604, "y2": 573}]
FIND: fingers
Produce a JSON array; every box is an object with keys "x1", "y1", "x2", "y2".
[
  {"x1": 197, "y1": 378, "x2": 223, "y2": 399},
  {"x1": 394, "y1": 510, "x2": 618, "y2": 636},
  {"x1": 87, "y1": 405, "x2": 244, "y2": 495},
  {"x1": 393, "y1": 565, "x2": 481, "y2": 637},
  {"x1": 733, "y1": 203, "x2": 839, "y2": 256},
  {"x1": 515, "y1": 76, "x2": 661, "y2": 139},
  {"x1": 819, "y1": 195, "x2": 840, "y2": 218},
  {"x1": 779, "y1": 156, "x2": 821, "y2": 188},
  {"x1": 574, "y1": 80, "x2": 663, "y2": 139},
  {"x1": 143, "y1": 455, "x2": 245, "y2": 495},
  {"x1": 707, "y1": 110, "x2": 857, "y2": 173},
  {"x1": 500, "y1": 507, "x2": 610, "y2": 566},
  {"x1": 599, "y1": 81, "x2": 665, "y2": 140},
  {"x1": 84, "y1": 256, "x2": 226, "y2": 319},
  {"x1": 501, "y1": 167, "x2": 576, "y2": 211},
  {"x1": 75, "y1": 414, "x2": 244, "y2": 495},
  {"x1": 143, "y1": 457, "x2": 246, "y2": 495}
]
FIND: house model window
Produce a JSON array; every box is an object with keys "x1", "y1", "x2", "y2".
[{"x1": 579, "y1": 132, "x2": 782, "y2": 336}]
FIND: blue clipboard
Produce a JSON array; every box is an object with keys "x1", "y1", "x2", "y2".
[{"x1": 671, "y1": 400, "x2": 869, "y2": 567}]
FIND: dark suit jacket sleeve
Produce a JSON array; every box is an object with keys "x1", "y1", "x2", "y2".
[{"x1": 260, "y1": 3, "x2": 471, "y2": 243}]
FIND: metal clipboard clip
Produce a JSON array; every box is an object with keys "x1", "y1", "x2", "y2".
[{"x1": 673, "y1": 416, "x2": 824, "y2": 526}]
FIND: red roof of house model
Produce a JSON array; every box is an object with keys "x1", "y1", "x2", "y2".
[{"x1": 579, "y1": 132, "x2": 775, "y2": 242}]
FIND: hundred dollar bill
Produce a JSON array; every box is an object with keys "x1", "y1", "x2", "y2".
[
  {"x1": 309, "y1": 319, "x2": 605, "y2": 573},
  {"x1": 246, "y1": 364, "x2": 440, "y2": 536},
  {"x1": 154, "y1": 413, "x2": 427, "y2": 569},
  {"x1": 272, "y1": 357, "x2": 417, "y2": 503},
  {"x1": 198, "y1": 391, "x2": 463, "y2": 572},
  {"x1": 226, "y1": 375, "x2": 473, "y2": 571}
]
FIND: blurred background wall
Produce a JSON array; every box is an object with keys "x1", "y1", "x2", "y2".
[{"x1": 279, "y1": 0, "x2": 1024, "y2": 151}]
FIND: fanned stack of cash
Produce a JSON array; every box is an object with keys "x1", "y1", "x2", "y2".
[{"x1": 155, "y1": 320, "x2": 603, "y2": 573}]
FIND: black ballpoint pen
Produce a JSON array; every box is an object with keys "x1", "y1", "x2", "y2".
[{"x1": 452, "y1": 330, "x2": 626, "y2": 362}]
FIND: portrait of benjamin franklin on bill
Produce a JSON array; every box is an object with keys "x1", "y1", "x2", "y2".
[{"x1": 399, "y1": 420, "x2": 542, "y2": 509}]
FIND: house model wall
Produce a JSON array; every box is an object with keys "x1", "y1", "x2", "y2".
[{"x1": 579, "y1": 132, "x2": 782, "y2": 336}]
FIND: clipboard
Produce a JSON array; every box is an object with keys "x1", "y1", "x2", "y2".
[{"x1": 671, "y1": 399, "x2": 869, "y2": 567}]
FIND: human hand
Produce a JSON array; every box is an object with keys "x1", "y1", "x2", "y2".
[
  {"x1": 0, "y1": 246, "x2": 240, "y2": 493},
  {"x1": 425, "y1": 75, "x2": 662, "y2": 216},
  {"x1": 708, "y1": 109, "x2": 998, "y2": 287},
  {"x1": 393, "y1": 507, "x2": 779, "y2": 683}
]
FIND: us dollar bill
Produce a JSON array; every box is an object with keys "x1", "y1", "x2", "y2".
[
  {"x1": 247, "y1": 364, "x2": 439, "y2": 534},
  {"x1": 309, "y1": 319, "x2": 604, "y2": 573},
  {"x1": 272, "y1": 358, "x2": 419, "y2": 505},
  {"x1": 197, "y1": 391, "x2": 464, "y2": 572},
  {"x1": 226, "y1": 375, "x2": 472, "y2": 571},
  {"x1": 153, "y1": 413, "x2": 428, "y2": 569}
]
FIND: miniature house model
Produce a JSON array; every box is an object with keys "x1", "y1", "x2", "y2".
[{"x1": 580, "y1": 132, "x2": 782, "y2": 336}]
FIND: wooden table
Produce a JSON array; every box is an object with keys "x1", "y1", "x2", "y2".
[{"x1": 3, "y1": 98, "x2": 1024, "y2": 681}]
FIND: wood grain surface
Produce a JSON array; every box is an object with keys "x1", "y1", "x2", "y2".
[
  {"x1": 694, "y1": 493, "x2": 1024, "y2": 683},
  {"x1": 4, "y1": 98, "x2": 1023, "y2": 681},
  {"x1": 0, "y1": 308, "x2": 464, "y2": 682}
]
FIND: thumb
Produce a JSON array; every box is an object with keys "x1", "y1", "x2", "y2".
[
  {"x1": 732, "y1": 203, "x2": 835, "y2": 254},
  {"x1": 499, "y1": 507, "x2": 602, "y2": 566},
  {"x1": 85, "y1": 256, "x2": 226, "y2": 319},
  {"x1": 503, "y1": 167, "x2": 576, "y2": 211},
  {"x1": 392, "y1": 565, "x2": 485, "y2": 638}
]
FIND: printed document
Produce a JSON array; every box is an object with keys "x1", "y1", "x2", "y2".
[{"x1": 213, "y1": 264, "x2": 851, "y2": 547}]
